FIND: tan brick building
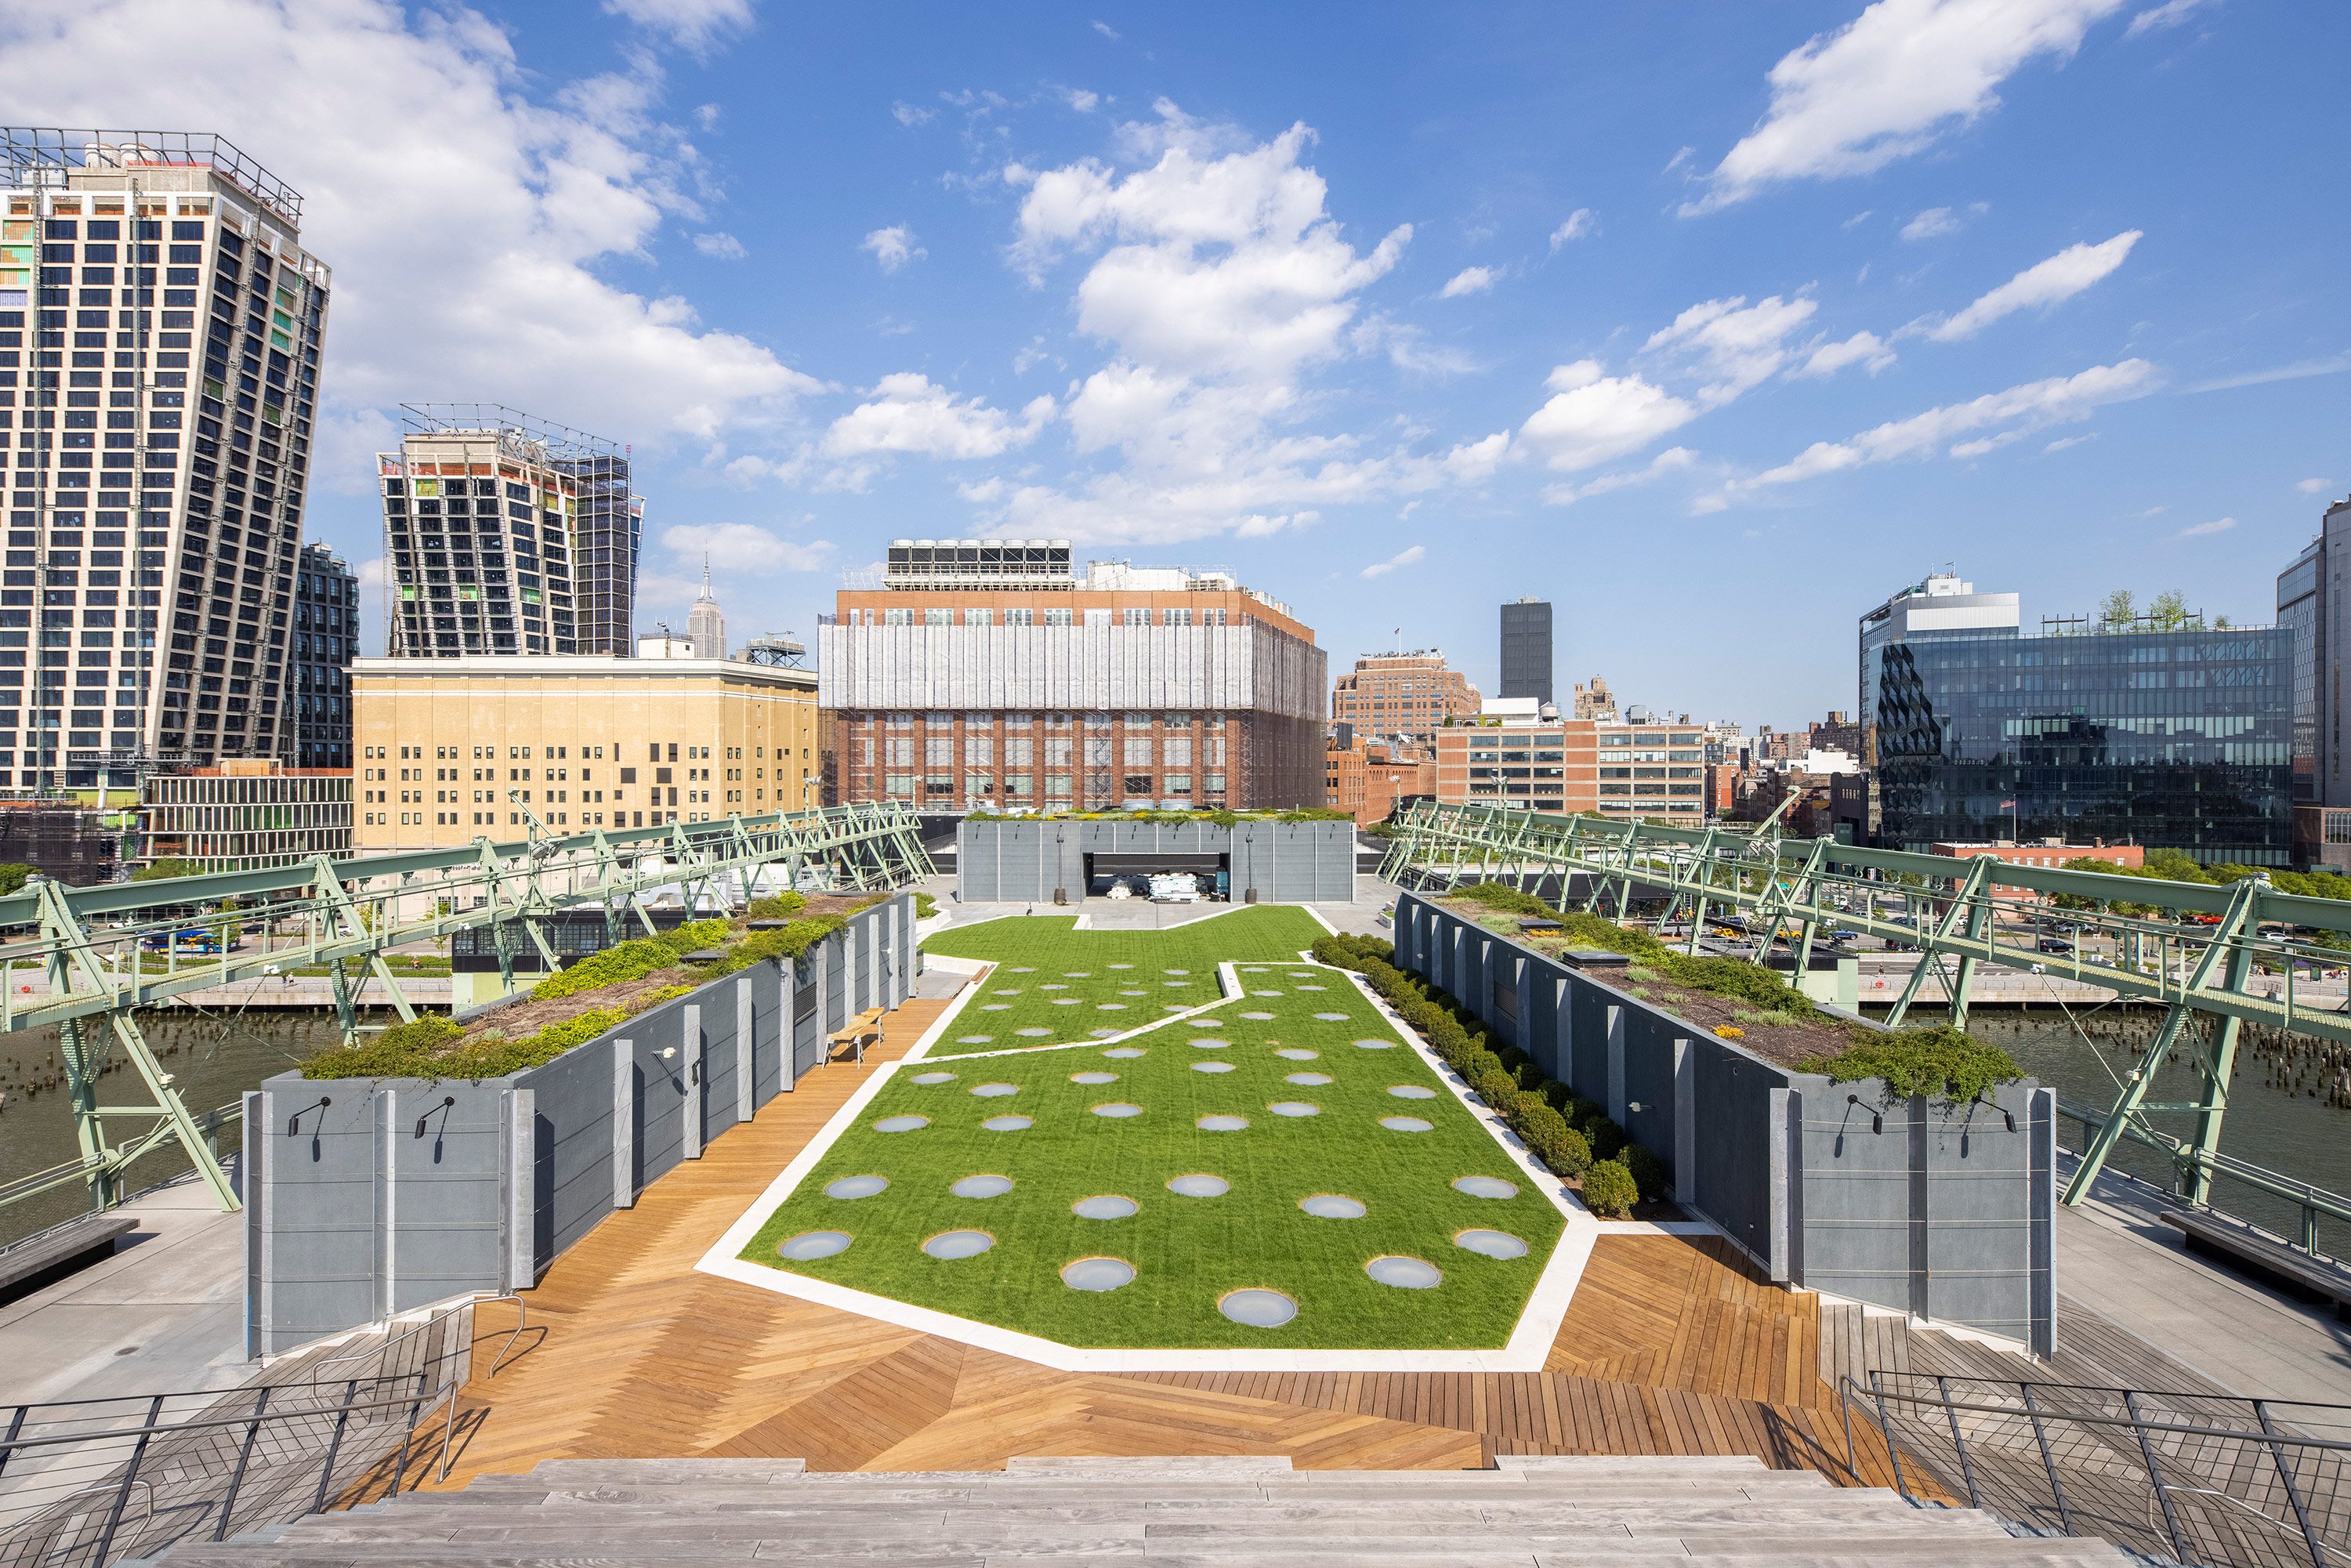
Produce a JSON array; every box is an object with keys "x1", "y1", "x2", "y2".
[
  {"x1": 1329, "y1": 650, "x2": 1479, "y2": 741},
  {"x1": 1435, "y1": 717, "x2": 1707, "y2": 824},
  {"x1": 818, "y1": 541, "x2": 1326, "y2": 811},
  {"x1": 1326, "y1": 736, "x2": 1436, "y2": 827},
  {"x1": 350, "y1": 655, "x2": 817, "y2": 851}
]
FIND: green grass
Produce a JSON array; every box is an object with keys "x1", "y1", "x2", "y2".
[
  {"x1": 918, "y1": 907, "x2": 1328, "y2": 1057},
  {"x1": 741, "y1": 957, "x2": 1564, "y2": 1349}
]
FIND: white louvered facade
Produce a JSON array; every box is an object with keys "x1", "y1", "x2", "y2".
[{"x1": 818, "y1": 621, "x2": 1324, "y2": 719}]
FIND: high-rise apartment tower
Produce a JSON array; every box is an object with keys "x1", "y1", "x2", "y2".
[
  {"x1": 379, "y1": 404, "x2": 642, "y2": 658},
  {"x1": 292, "y1": 541, "x2": 355, "y2": 769},
  {"x1": 0, "y1": 129, "x2": 331, "y2": 782},
  {"x1": 1498, "y1": 596, "x2": 1553, "y2": 705}
]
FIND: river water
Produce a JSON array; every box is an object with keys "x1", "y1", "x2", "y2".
[
  {"x1": 1883, "y1": 1005, "x2": 2351, "y2": 1257},
  {"x1": 0, "y1": 1009, "x2": 362, "y2": 1248},
  {"x1": 4, "y1": 1003, "x2": 2350, "y2": 1258}
]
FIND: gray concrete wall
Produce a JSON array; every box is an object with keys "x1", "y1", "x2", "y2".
[
  {"x1": 1393, "y1": 892, "x2": 2055, "y2": 1353},
  {"x1": 956, "y1": 819, "x2": 1353, "y2": 904},
  {"x1": 245, "y1": 894, "x2": 911, "y2": 1355}
]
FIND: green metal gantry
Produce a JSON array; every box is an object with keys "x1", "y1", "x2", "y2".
[
  {"x1": 1380, "y1": 800, "x2": 2351, "y2": 1215},
  {"x1": 0, "y1": 802, "x2": 933, "y2": 1219}
]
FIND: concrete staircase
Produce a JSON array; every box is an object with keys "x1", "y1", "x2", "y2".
[{"x1": 142, "y1": 1454, "x2": 2135, "y2": 1566}]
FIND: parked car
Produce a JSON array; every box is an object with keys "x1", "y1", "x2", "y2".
[{"x1": 2037, "y1": 936, "x2": 2074, "y2": 955}]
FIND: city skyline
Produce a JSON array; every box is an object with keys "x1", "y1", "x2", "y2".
[{"x1": 4, "y1": 2, "x2": 2345, "y2": 726}]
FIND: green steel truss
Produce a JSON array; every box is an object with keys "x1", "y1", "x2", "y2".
[
  {"x1": 1381, "y1": 800, "x2": 2351, "y2": 1213},
  {"x1": 0, "y1": 802, "x2": 933, "y2": 1219}
]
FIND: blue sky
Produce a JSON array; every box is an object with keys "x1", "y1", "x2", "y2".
[{"x1": 7, "y1": 0, "x2": 2346, "y2": 726}]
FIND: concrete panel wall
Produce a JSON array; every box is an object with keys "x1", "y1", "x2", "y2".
[
  {"x1": 1393, "y1": 893, "x2": 2053, "y2": 1353},
  {"x1": 956, "y1": 819, "x2": 1354, "y2": 904},
  {"x1": 247, "y1": 894, "x2": 909, "y2": 1355}
]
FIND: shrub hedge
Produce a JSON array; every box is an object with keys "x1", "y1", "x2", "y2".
[
  {"x1": 1799, "y1": 1026, "x2": 2023, "y2": 1103},
  {"x1": 1581, "y1": 1160, "x2": 1638, "y2": 1219},
  {"x1": 1311, "y1": 929, "x2": 1664, "y2": 1215}
]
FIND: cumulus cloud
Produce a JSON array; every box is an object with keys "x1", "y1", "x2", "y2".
[
  {"x1": 1517, "y1": 360, "x2": 1701, "y2": 473},
  {"x1": 1642, "y1": 294, "x2": 1820, "y2": 404},
  {"x1": 1092, "y1": 18, "x2": 1120, "y2": 38},
  {"x1": 1440, "y1": 266, "x2": 1498, "y2": 299},
  {"x1": 950, "y1": 103, "x2": 1494, "y2": 544},
  {"x1": 1687, "y1": 0, "x2": 2128, "y2": 212},
  {"x1": 1720, "y1": 358, "x2": 2160, "y2": 499},
  {"x1": 1918, "y1": 230, "x2": 2141, "y2": 340},
  {"x1": 2, "y1": 0, "x2": 819, "y2": 462},
  {"x1": 823, "y1": 373, "x2": 1056, "y2": 460},
  {"x1": 660, "y1": 521, "x2": 832, "y2": 573},
  {"x1": 602, "y1": 0, "x2": 755, "y2": 50},
  {"x1": 1795, "y1": 330, "x2": 1896, "y2": 378},
  {"x1": 1360, "y1": 545, "x2": 1426, "y2": 578},
  {"x1": 1549, "y1": 208, "x2": 1596, "y2": 248},
  {"x1": 891, "y1": 100, "x2": 935, "y2": 127},
  {"x1": 861, "y1": 224, "x2": 926, "y2": 272},
  {"x1": 2299, "y1": 478, "x2": 2335, "y2": 494},
  {"x1": 693, "y1": 230, "x2": 746, "y2": 259},
  {"x1": 2179, "y1": 515, "x2": 2237, "y2": 538},
  {"x1": 1062, "y1": 86, "x2": 1100, "y2": 112}
]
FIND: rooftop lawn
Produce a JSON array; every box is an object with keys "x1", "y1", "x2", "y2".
[
  {"x1": 741, "y1": 947, "x2": 1565, "y2": 1350},
  {"x1": 915, "y1": 906, "x2": 1329, "y2": 1057}
]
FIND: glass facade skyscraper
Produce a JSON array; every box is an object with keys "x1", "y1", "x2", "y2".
[
  {"x1": 1860, "y1": 578, "x2": 2294, "y2": 866},
  {"x1": 1498, "y1": 597, "x2": 1552, "y2": 705}
]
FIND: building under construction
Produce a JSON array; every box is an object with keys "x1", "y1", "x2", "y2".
[
  {"x1": 0, "y1": 798, "x2": 119, "y2": 884},
  {"x1": 817, "y1": 540, "x2": 1328, "y2": 810}
]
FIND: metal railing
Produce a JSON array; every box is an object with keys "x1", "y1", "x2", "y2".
[
  {"x1": 1840, "y1": 1371, "x2": 2351, "y2": 1566},
  {"x1": 2056, "y1": 1098, "x2": 2351, "y2": 1265},
  {"x1": 0, "y1": 1293, "x2": 522, "y2": 1567}
]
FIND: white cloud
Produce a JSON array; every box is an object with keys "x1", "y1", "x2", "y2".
[
  {"x1": 1010, "y1": 110, "x2": 1410, "y2": 379},
  {"x1": 1642, "y1": 295, "x2": 1820, "y2": 404},
  {"x1": 1360, "y1": 545, "x2": 1425, "y2": 578},
  {"x1": 823, "y1": 373, "x2": 1056, "y2": 460},
  {"x1": 860, "y1": 224, "x2": 926, "y2": 273},
  {"x1": 2179, "y1": 515, "x2": 2236, "y2": 538},
  {"x1": 1349, "y1": 315, "x2": 1480, "y2": 377},
  {"x1": 2299, "y1": 478, "x2": 2335, "y2": 494},
  {"x1": 1918, "y1": 230, "x2": 2141, "y2": 340},
  {"x1": 2184, "y1": 353, "x2": 2351, "y2": 393},
  {"x1": 694, "y1": 103, "x2": 721, "y2": 130},
  {"x1": 1517, "y1": 360, "x2": 1701, "y2": 473},
  {"x1": 1063, "y1": 86, "x2": 1100, "y2": 113},
  {"x1": 1549, "y1": 209, "x2": 1596, "y2": 248},
  {"x1": 1439, "y1": 266, "x2": 1498, "y2": 299},
  {"x1": 1543, "y1": 447, "x2": 1697, "y2": 506},
  {"x1": 1899, "y1": 202, "x2": 1987, "y2": 240},
  {"x1": 2127, "y1": 0, "x2": 2215, "y2": 37},
  {"x1": 1795, "y1": 330, "x2": 1896, "y2": 378},
  {"x1": 660, "y1": 521, "x2": 832, "y2": 573},
  {"x1": 3, "y1": 0, "x2": 819, "y2": 458},
  {"x1": 1688, "y1": 0, "x2": 2128, "y2": 212},
  {"x1": 1723, "y1": 358, "x2": 2160, "y2": 498},
  {"x1": 602, "y1": 0, "x2": 754, "y2": 49},
  {"x1": 892, "y1": 100, "x2": 936, "y2": 127},
  {"x1": 1092, "y1": 18, "x2": 1120, "y2": 39},
  {"x1": 693, "y1": 230, "x2": 746, "y2": 259},
  {"x1": 2043, "y1": 433, "x2": 2096, "y2": 451}
]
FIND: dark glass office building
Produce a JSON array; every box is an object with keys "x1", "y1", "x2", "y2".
[
  {"x1": 1862, "y1": 616, "x2": 2295, "y2": 866},
  {"x1": 1498, "y1": 597, "x2": 1553, "y2": 704}
]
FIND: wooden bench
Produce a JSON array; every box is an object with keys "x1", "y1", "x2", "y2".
[
  {"x1": 826, "y1": 1006, "x2": 886, "y2": 1067},
  {"x1": 2158, "y1": 1207, "x2": 2351, "y2": 1318},
  {"x1": 0, "y1": 1212, "x2": 137, "y2": 1307}
]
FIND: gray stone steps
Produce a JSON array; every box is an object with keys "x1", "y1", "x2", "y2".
[{"x1": 143, "y1": 1455, "x2": 2136, "y2": 1568}]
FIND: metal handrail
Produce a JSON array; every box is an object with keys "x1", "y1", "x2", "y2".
[
  {"x1": 1838, "y1": 1371, "x2": 2351, "y2": 1567},
  {"x1": 0, "y1": 1296, "x2": 525, "y2": 1566}
]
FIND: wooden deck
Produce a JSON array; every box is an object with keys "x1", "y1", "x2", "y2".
[{"x1": 421, "y1": 988, "x2": 1916, "y2": 1487}]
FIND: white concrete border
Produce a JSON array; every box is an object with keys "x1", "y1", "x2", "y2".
[{"x1": 696, "y1": 943, "x2": 1625, "y2": 1371}]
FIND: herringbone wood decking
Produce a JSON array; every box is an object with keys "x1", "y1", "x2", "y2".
[{"x1": 420, "y1": 988, "x2": 1914, "y2": 1487}]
